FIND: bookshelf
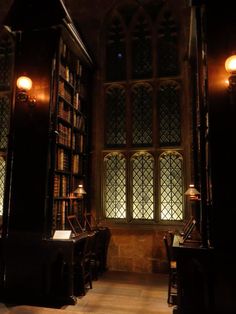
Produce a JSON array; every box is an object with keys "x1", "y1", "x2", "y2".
[
  {"x1": 0, "y1": 0, "x2": 93, "y2": 304},
  {"x1": 52, "y1": 36, "x2": 90, "y2": 233},
  {"x1": 2, "y1": 1, "x2": 93, "y2": 240}
]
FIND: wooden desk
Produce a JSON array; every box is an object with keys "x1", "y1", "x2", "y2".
[
  {"x1": 43, "y1": 232, "x2": 90, "y2": 305},
  {"x1": 172, "y1": 235, "x2": 214, "y2": 314}
]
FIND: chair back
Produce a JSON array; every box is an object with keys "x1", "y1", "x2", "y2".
[{"x1": 163, "y1": 232, "x2": 174, "y2": 265}]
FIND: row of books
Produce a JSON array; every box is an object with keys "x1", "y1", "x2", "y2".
[
  {"x1": 57, "y1": 123, "x2": 72, "y2": 147},
  {"x1": 54, "y1": 174, "x2": 70, "y2": 197},
  {"x1": 57, "y1": 148, "x2": 70, "y2": 171},
  {"x1": 58, "y1": 100, "x2": 71, "y2": 122},
  {"x1": 59, "y1": 80, "x2": 73, "y2": 104},
  {"x1": 74, "y1": 113, "x2": 85, "y2": 131},
  {"x1": 56, "y1": 148, "x2": 81, "y2": 174},
  {"x1": 72, "y1": 133, "x2": 84, "y2": 152},
  {"x1": 53, "y1": 199, "x2": 68, "y2": 230},
  {"x1": 58, "y1": 101, "x2": 85, "y2": 130}
]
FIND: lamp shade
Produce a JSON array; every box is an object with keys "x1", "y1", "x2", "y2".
[
  {"x1": 16, "y1": 76, "x2": 32, "y2": 91},
  {"x1": 225, "y1": 55, "x2": 236, "y2": 74},
  {"x1": 73, "y1": 184, "x2": 86, "y2": 196},
  {"x1": 184, "y1": 184, "x2": 200, "y2": 199}
]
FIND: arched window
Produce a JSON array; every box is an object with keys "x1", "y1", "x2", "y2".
[
  {"x1": 105, "y1": 85, "x2": 126, "y2": 146},
  {"x1": 158, "y1": 81, "x2": 181, "y2": 146},
  {"x1": 131, "y1": 13, "x2": 152, "y2": 79},
  {"x1": 131, "y1": 152, "x2": 154, "y2": 220},
  {"x1": 104, "y1": 153, "x2": 126, "y2": 219},
  {"x1": 159, "y1": 151, "x2": 183, "y2": 220},
  {"x1": 0, "y1": 32, "x2": 14, "y2": 216},
  {"x1": 102, "y1": 1, "x2": 187, "y2": 224},
  {"x1": 0, "y1": 157, "x2": 6, "y2": 215},
  {"x1": 106, "y1": 14, "x2": 126, "y2": 82},
  {"x1": 131, "y1": 83, "x2": 153, "y2": 146},
  {"x1": 157, "y1": 10, "x2": 179, "y2": 77}
]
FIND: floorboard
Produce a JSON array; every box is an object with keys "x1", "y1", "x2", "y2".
[{"x1": 0, "y1": 271, "x2": 174, "y2": 314}]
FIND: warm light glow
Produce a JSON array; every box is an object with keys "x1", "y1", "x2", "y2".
[
  {"x1": 16, "y1": 76, "x2": 33, "y2": 91},
  {"x1": 225, "y1": 79, "x2": 229, "y2": 86},
  {"x1": 185, "y1": 184, "x2": 200, "y2": 200},
  {"x1": 73, "y1": 184, "x2": 86, "y2": 197},
  {"x1": 225, "y1": 55, "x2": 236, "y2": 74}
]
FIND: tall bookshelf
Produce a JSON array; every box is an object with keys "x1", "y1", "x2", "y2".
[
  {"x1": 52, "y1": 36, "x2": 90, "y2": 233},
  {"x1": 0, "y1": 0, "x2": 93, "y2": 304}
]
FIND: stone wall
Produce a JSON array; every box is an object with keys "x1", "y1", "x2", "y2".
[{"x1": 107, "y1": 228, "x2": 170, "y2": 273}]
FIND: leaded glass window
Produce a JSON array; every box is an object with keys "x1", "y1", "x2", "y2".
[
  {"x1": 132, "y1": 84, "x2": 153, "y2": 146},
  {"x1": 131, "y1": 152, "x2": 154, "y2": 220},
  {"x1": 159, "y1": 151, "x2": 183, "y2": 220},
  {"x1": 105, "y1": 86, "x2": 126, "y2": 146},
  {"x1": 0, "y1": 33, "x2": 13, "y2": 217},
  {"x1": 158, "y1": 81, "x2": 181, "y2": 146},
  {"x1": 106, "y1": 15, "x2": 126, "y2": 82},
  {"x1": 104, "y1": 153, "x2": 126, "y2": 219},
  {"x1": 0, "y1": 36, "x2": 13, "y2": 90},
  {"x1": 157, "y1": 11, "x2": 179, "y2": 77},
  {"x1": 0, "y1": 95, "x2": 10, "y2": 149},
  {"x1": 0, "y1": 157, "x2": 6, "y2": 215},
  {"x1": 132, "y1": 15, "x2": 152, "y2": 79},
  {"x1": 102, "y1": 2, "x2": 186, "y2": 223}
]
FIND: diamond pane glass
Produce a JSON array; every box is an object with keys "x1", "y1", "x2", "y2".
[
  {"x1": 0, "y1": 156, "x2": 6, "y2": 215},
  {"x1": 132, "y1": 152, "x2": 154, "y2": 219},
  {"x1": 132, "y1": 84, "x2": 153, "y2": 146},
  {"x1": 160, "y1": 151, "x2": 183, "y2": 220},
  {"x1": 132, "y1": 15, "x2": 152, "y2": 79},
  {"x1": 106, "y1": 16, "x2": 126, "y2": 81},
  {"x1": 0, "y1": 95, "x2": 10, "y2": 149},
  {"x1": 158, "y1": 82, "x2": 181, "y2": 146},
  {"x1": 0, "y1": 37, "x2": 13, "y2": 90},
  {"x1": 157, "y1": 11, "x2": 179, "y2": 77},
  {"x1": 105, "y1": 86, "x2": 126, "y2": 146},
  {"x1": 104, "y1": 153, "x2": 126, "y2": 219}
]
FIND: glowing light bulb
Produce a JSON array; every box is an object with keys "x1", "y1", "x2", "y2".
[{"x1": 16, "y1": 76, "x2": 33, "y2": 91}]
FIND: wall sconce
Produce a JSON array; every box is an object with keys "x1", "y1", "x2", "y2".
[
  {"x1": 73, "y1": 184, "x2": 87, "y2": 198},
  {"x1": 16, "y1": 75, "x2": 36, "y2": 106},
  {"x1": 225, "y1": 54, "x2": 236, "y2": 90},
  {"x1": 184, "y1": 184, "x2": 201, "y2": 201}
]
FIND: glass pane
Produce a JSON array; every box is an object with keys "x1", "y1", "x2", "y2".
[
  {"x1": 132, "y1": 84, "x2": 153, "y2": 146},
  {"x1": 158, "y1": 82, "x2": 181, "y2": 146},
  {"x1": 132, "y1": 152, "x2": 154, "y2": 220},
  {"x1": 132, "y1": 15, "x2": 152, "y2": 79},
  {"x1": 106, "y1": 16, "x2": 126, "y2": 81},
  {"x1": 160, "y1": 151, "x2": 183, "y2": 220},
  {"x1": 105, "y1": 86, "x2": 126, "y2": 146},
  {"x1": 0, "y1": 95, "x2": 10, "y2": 149},
  {"x1": 0, "y1": 37, "x2": 13, "y2": 90},
  {"x1": 104, "y1": 153, "x2": 126, "y2": 219},
  {"x1": 157, "y1": 11, "x2": 179, "y2": 77},
  {"x1": 0, "y1": 35, "x2": 13, "y2": 217},
  {"x1": 0, "y1": 157, "x2": 6, "y2": 215}
]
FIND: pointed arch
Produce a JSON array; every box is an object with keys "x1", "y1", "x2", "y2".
[
  {"x1": 131, "y1": 151, "x2": 154, "y2": 220},
  {"x1": 0, "y1": 29, "x2": 14, "y2": 216},
  {"x1": 131, "y1": 82, "x2": 153, "y2": 146},
  {"x1": 130, "y1": 8, "x2": 153, "y2": 79},
  {"x1": 104, "y1": 152, "x2": 127, "y2": 219},
  {"x1": 157, "y1": 80, "x2": 181, "y2": 146},
  {"x1": 105, "y1": 84, "x2": 126, "y2": 146},
  {"x1": 105, "y1": 12, "x2": 127, "y2": 81},
  {"x1": 159, "y1": 151, "x2": 183, "y2": 220},
  {"x1": 156, "y1": 9, "x2": 179, "y2": 77},
  {"x1": 100, "y1": 1, "x2": 188, "y2": 224}
]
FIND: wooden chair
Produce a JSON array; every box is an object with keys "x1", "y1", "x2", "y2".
[
  {"x1": 74, "y1": 233, "x2": 94, "y2": 295},
  {"x1": 163, "y1": 232, "x2": 178, "y2": 305}
]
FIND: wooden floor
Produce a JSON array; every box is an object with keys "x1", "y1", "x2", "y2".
[{"x1": 0, "y1": 271, "x2": 173, "y2": 314}]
